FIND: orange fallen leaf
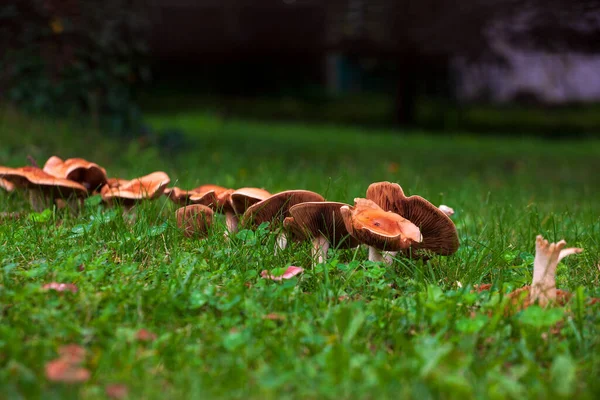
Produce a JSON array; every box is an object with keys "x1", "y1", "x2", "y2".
[
  {"x1": 260, "y1": 266, "x2": 304, "y2": 281},
  {"x1": 106, "y1": 383, "x2": 129, "y2": 399},
  {"x1": 135, "y1": 329, "x2": 157, "y2": 342},
  {"x1": 42, "y1": 283, "x2": 78, "y2": 293}
]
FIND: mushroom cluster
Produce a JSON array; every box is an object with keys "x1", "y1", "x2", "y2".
[{"x1": 0, "y1": 156, "x2": 170, "y2": 213}]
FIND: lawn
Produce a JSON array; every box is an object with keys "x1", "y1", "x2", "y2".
[{"x1": 1, "y1": 107, "x2": 600, "y2": 399}]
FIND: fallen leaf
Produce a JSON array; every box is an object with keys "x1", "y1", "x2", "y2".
[
  {"x1": 106, "y1": 384, "x2": 129, "y2": 399},
  {"x1": 42, "y1": 283, "x2": 78, "y2": 293},
  {"x1": 260, "y1": 266, "x2": 304, "y2": 281},
  {"x1": 263, "y1": 313, "x2": 286, "y2": 321},
  {"x1": 135, "y1": 329, "x2": 157, "y2": 342},
  {"x1": 58, "y1": 344, "x2": 86, "y2": 364},
  {"x1": 45, "y1": 359, "x2": 90, "y2": 383}
]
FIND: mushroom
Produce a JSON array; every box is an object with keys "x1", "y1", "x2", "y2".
[
  {"x1": 100, "y1": 171, "x2": 170, "y2": 212},
  {"x1": 366, "y1": 181, "x2": 459, "y2": 259},
  {"x1": 42, "y1": 156, "x2": 108, "y2": 193},
  {"x1": 175, "y1": 204, "x2": 214, "y2": 238},
  {"x1": 241, "y1": 190, "x2": 325, "y2": 251},
  {"x1": 189, "y1": 186, "x2": 237, "y2": 232},
  {"x1": 0, "y1": 178, "x2": 14, "y2": 192},
  {"x1": 0, "y1": 166, "x2": 87, "y2": 212},
  {"x1": 165, "y1": 185, "x2": 218, "y2": 208},
  {"x1": 224, "y1": 187, "x2": 271, "y2": 234},
  {"x1": 340, "y1": 198, "x2": 423, "y2": 264},
  {"x1": 284, "y1": 201, "x2": 359, "y2": 265}
]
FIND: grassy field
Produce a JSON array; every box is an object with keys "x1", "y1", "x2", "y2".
[{"x1": 1, "y1": 107, "x2": 600, "y2": 399}]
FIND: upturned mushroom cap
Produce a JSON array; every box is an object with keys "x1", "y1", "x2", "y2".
[
  {"x1": 189, "y1": 185, "x2": 234, "y2": 212},
  {"x1": 230, "y1": 188, "x2": 271, "y2": 215},
  {"x1": 340, "y1": 198, "x2": 423, "y2": 252},
  {"x1": 366, "y1": 181, "x2": 459, "y2": 256},
  {"x1": 287, "y1": 201, "x2": 359, "y2": 249},
  {"x1": 175, "y1": 204, "x2": 214, "y2": 238},
  {"x1": 43, "y1": 156, "x2": 108, "y2": 192},
  {"x1": 241, "y1": 189, "x2": 325, "y2": 228},
  {"x1": 0, "y1": 166, "x2": 87, "y2": 195},
  {"x1": 101, "y1": 171, "x2": 170, "y2": 205},
  {"x1": 165, "y1": 186, "x2": 218, "y2": 207},
  {"x1": 0, "y1": 178, "x2": 14, "y2": 192}
]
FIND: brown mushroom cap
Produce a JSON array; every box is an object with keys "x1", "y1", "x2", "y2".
[
  {"x1": 175, "y1": 204, "x2": 214, "y2": 238},
  {"x1": 166, "y1": 186, "x2": 218, "y2": 207},
  {"x1": 241, "y1": 189, "x2": 325, "y2": 228},
  {"x1": 230, "y1": 187, "x2": 271, "y2": 215},
  {"x1": 340, "y1": 198, "x2": 422, "y2": 252},
  {"x1": 101, "y1": 171, "x2": 170, "y2": 205},
  {"x1": 43, "y1": 156, "x2": 108, "y2": 192},
  {"x1": 189, "y1": 185, "x2": 234, "y2": 212},
  {"x1": 287, "y1": 201, "x2": 359, "y2": 249},
  {"x1": 0, "y1": 166, "x2": 87, "y2": 195},
  {"x1": 366, "y1": 181, "x2": 459, "y2": 256}
]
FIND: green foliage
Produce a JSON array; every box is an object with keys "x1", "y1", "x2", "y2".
[
  {"x1": 1, "y1": 110, "x2": 600, "y2": 398},
  {"x1": 0, "y1": 1, "x2": 149, "y2": 135}
]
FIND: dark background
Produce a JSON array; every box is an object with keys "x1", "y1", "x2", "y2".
[{"x1": 2, "y1": 0, "x2": 600, "y2": 136}]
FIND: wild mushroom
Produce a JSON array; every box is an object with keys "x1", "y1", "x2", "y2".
[
  {"x1": 241, "y1": 189, "x2": 324, "y2": 251},
  {"x1": 42, "y1": 156, "x2": 108, "y2": 193},
  {"x1": 0, "y1": 166, "x2": 87, "y2": 212},
  {"x1": 284, "y1": 201, "x2": 359, "y2": 265},
  {"x1": 100, "y1": 171, "x2": 170, "y2": 212},
  {"x1": 366, "y1": 181, "x2": 459, "y2": 259},
  {"x1": 175, "y1": 204, "x2": 214, "y2": 238},
  {"x1": 224, "y1": 187, "x2": 271, "y2": 234},
  {"x1": 165, "y1": 185, "x2": 218, "y2": 208},
  {"x1": 189, "y1": 185, "x2": 237, "y2": 232},
  {"x1": 340, "y1": 198, "x2": 423, "y2": 264}
]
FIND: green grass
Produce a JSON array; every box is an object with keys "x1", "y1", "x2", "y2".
[{"x1": 1, "y1": 106, "x2": 600, "y2": 399}]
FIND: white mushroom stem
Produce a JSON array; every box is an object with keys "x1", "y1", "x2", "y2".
[
  {"x1": 274, "y1": 232, "x2": 288, "y2": 255},
  {"x1": 224, "y1": 211, "x2": 238, "y2": 236},
  {"x1": 530, "y1": 235, "x2": 583, "y2": 306},
  {"x1": 311, "y1": 235, "x2": 330, "y2": 265},
  {"x1": 367, "y1": 246, "x2": 397, "y2": 266}
]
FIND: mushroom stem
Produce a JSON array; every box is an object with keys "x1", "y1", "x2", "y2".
[
  {"x1": 28, "y1": 189, "x2": 53, "y2": 212},
  {"x1": 311, "y1": 235, "x2": 330, "y2": 265},
  {"x1": 530, "y1": 235, "x2": 582, "y2": 306},
  {"x1": 274, "y1": 232, "x2": 288, "y2": 255},
  {"x1": 225, "y1": 211, "x2": 238, "y2": 236},
  {"x1": 368, "y1": 246, "x2": 395, "y2": 266}
]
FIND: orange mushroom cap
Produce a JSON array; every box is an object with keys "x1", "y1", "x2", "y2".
[
  {"x1": 43, "y1": 156, "x2": 108, "y2": 192},
  {"x1": 286, "y1": 201, "x2": 359, "y2": 249},
  {"x1": 101, "y1": 171, "x2": 170, "y2": 205},
  {"x1": 241, "y1": 189, "x2": 324, "y2": 228},
  {"x1": 175, "y1": 204, "x2": 214, "y2": 238},
  {"x1": 340, "y1": 198, "x2": 422, "y2": 252},
  {"x1": 366, "y1": 181, "x2": 459, "y2": 256},
  {"x1": 230, "y1": 187, "x2": 271, "y2": 215},
  {"x1": 0, "y1": 166, "x2": 87, "y2": 195},
  {"x1": 0, "y1": 178, "x2": 15, "y2": 192}
]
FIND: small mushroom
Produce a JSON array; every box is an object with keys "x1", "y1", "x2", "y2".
[
  {"x1": 366, "y1": 181, "x2": 459, "y2": 258},
  {"x1": 284, "y1": 201, "x2": 359, "y2": 265},
  {"x1": 175, "y1": 204, "x2": 214, "y2": 238},
  {"x1": 241, "y1": 189, "x2": 324, "y2": 252},
  {"x1": 224, "y1": 187, "x2": 271, "y2": 234},
  {"x1": 165, "y1": 186, "x2": 218, "y2": 207},
  {"x1": 42, "y1": 156, "x2": 108, "y2": 193},
  {"x1": 101, "y1": 171, "x2": 170, "y2": 211},
  {"x1": 340, "y1": 198, "x2": 423, "y2": 264},
  {"x1": 189, "y1": 185, "x2": 237, "y2": 232},
  {"x1": 0, "y1": 166, "x2": 87, "y2": 212}
]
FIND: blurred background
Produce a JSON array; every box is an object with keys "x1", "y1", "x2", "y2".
[{"x1": 2, "y1": 0, "x2": 600, "y2": 138}]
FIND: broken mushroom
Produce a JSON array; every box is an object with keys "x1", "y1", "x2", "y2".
[
  {"x1": 175, "y1": 204, "x2": 214, "y2": 238},
  {"x1": 101, "y1": 171, "x2": 170, "y2": 211},
  {"x1": 284, "y1": 201, "x2": 359, "y2": 265},
  {"x1": 0, "y1": 166, "x2": 87, "y2": 212},
  {"x1": 366, "y1": 181, "x2": 459, "y2": 258},
  {"x1": 43, "y1": 156, "x2": 108, "y2": 193},
  {"x1": 340, "y1": 198, "x2": 423, "y2": 264}
]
